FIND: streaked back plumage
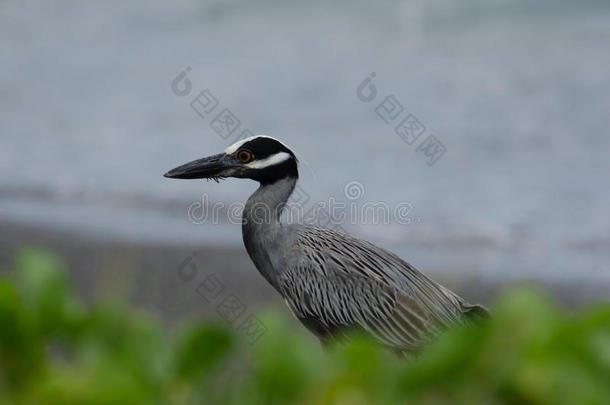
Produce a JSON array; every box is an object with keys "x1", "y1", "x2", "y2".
[{"x1": 278, "y1": 225, "x2": 487, "y2": 352}]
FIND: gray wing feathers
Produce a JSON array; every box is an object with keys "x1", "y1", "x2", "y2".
[{"x1": 278, "y1": 226, "x2": 480, "y2": 351}]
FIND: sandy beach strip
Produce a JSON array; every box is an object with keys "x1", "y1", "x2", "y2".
[{"x1": 1, "y1": 219, "x2": 607, "y2": 327}]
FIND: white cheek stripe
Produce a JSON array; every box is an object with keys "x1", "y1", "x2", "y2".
[
  {"x1": 245, "y1": 151, "x2": 291, "y2": 169},
  {"x1": 224, "y1": 135, "x2": 291, "y2": 155}
]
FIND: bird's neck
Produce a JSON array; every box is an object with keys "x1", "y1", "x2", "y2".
[
  {"x1": 243, "y1": 176, "x2": 297, "y2": 226},
  {"x1": 242, "y1": 176, "x2": 297, "y2": 288}
]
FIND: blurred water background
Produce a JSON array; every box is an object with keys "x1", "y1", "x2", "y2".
[{"x1": 1, "y1": 0, "x2": 609, "y2": 293}]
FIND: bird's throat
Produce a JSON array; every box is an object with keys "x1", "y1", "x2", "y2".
[{"x1": 241, "y1": 176, "x2": 297, "y2": 288}]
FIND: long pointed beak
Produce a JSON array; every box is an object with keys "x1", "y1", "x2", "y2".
[{"x1": 163, "y1": 153, "x2": 231, "y2": 179}]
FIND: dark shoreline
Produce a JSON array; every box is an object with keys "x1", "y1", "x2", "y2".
[{"x1": 1, "y1": 219, "x2": 607, "y2": 326}]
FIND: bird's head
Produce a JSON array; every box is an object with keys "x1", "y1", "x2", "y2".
[{"x1": 163, "y1": 135, "x2": 298, "y2": 185}]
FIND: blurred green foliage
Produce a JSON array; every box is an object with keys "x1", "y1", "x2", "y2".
[{"x1": 1, "y1": 248, "x2": 609, "y2": 405}]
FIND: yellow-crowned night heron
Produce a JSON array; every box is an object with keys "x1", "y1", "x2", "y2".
[{"x1": 164, "y1": 135, "x2": 488, "y2": 353}]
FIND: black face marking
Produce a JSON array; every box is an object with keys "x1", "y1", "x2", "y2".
[
  {"x1": 165, "y1": 137, "x2": 299, "y2": 184},
  {"x1": 248, "y1": 157, "x2": 298, "y2": 184},
  {"x1": 230, "y1": 137, "x2": 299, "y2": 185}
]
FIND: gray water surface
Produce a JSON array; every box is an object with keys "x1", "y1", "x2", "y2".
[{"x1": 1, "y1": 0, "x2": 609, "y2": 283}]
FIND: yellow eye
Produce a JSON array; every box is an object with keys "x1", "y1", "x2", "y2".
[{"x1": 237, "y1": 150, "x2": 252, "y2": 163}]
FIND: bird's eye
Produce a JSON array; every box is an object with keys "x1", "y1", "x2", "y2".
[{"x1": 237, "y1": 150, "x2": 253, "y2": 163}]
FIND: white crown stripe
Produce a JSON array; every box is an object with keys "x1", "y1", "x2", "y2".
[
  {"x1": 224, "y1": 135, "x2": 292, "y2": 155},
  {"x1": 224, "y1": 137, "x2": 254, "y2": 154},
  {"x1": 245, "y1": 152, "x2": 291, "y2": 169}
]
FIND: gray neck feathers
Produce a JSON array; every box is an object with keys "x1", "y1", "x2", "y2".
[{"x1": 242, "y1": 176, "x2": 297, "y2": 288}]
